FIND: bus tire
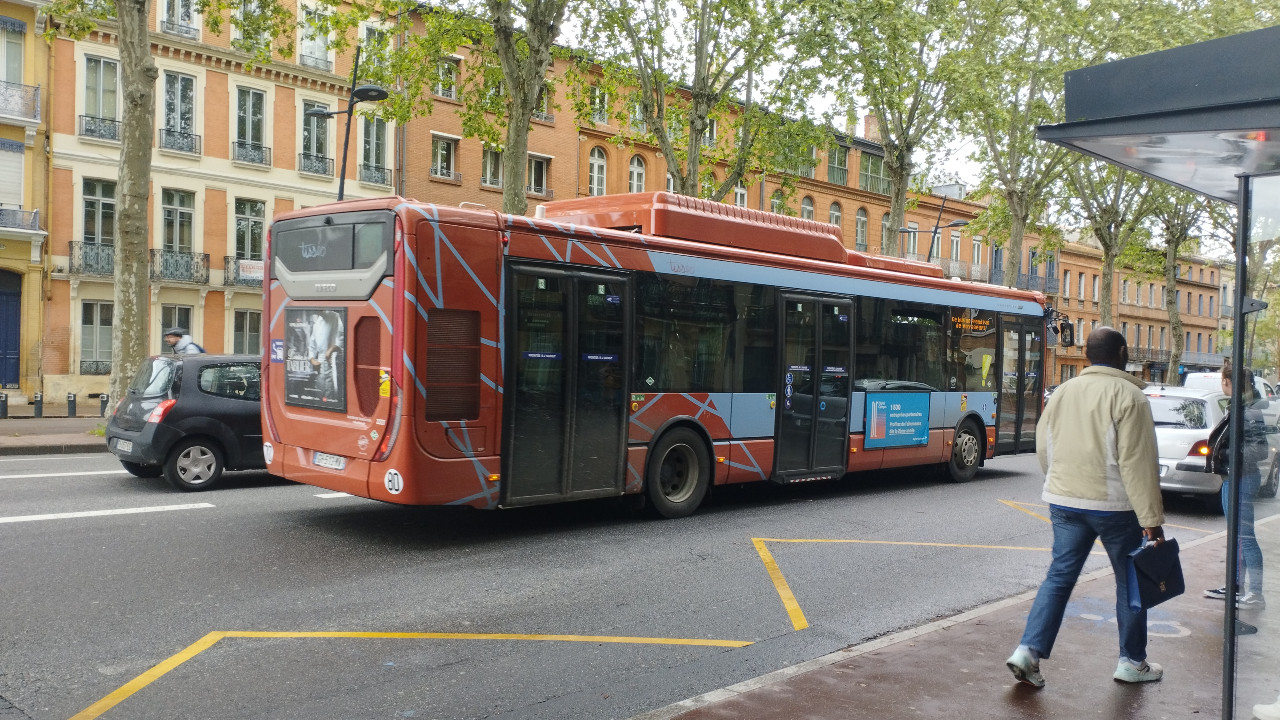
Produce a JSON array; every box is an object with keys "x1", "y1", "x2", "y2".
[
  {"x1": 646, "y1": 427, "x2": 711, "y2": 519},
  {"x1": 164, "y1": 437, "x2": 226, "y2": 492},
  {"x1": 947, "y1": 421, "x2": 982, "y2": 483}
]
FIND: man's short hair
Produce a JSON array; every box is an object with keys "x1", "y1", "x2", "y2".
[{"x1": 1085, "y1": 326, "x2": 1126, "y2": 367}]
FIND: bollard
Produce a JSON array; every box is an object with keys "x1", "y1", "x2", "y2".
[
  {"x1": 99, "y1": 393, "x2": 109, "y2": 418},
  {"x1": 67, "y1": 392, "x2": 76, "y2": 418},
  {"x1": 33, "y1": 392, "x2": 42, "y2": 419},
  {"x1": 0, "y1": 392, "x2": 6, "y2": 419}
]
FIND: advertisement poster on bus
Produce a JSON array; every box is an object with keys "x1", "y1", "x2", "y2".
[
  {"x1": 864, "y1": 392, "x2": 930, "y2": 448},
  {"x1": 284, "y1": 307, "x2": 346, "y2": 412}
]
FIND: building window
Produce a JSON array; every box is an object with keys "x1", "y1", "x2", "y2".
[
  {"x1": 1121, "y1": 322, "x2": 1128, "y2": 341},
  {"x1": 829, "y1": 202, "x2": 841, "y2": 227},
  {"x1": 1196, "y1": 333, "x2": 1203, "y2": 352},
  {"x1": 828, "y1": 145, "x2": 849, "y2": 185},
  {"x1": 881, "y1": 213, "x2": 891, "y2": 249},
  {"x1": 588, "y1": 146, "x2": 607, "y2": 196},
  {"x1": 629, "y1": 155, "x2": 646, "y2": 193},
  {"x1": 83, "y1": 179, "x2": 116, "y2": 244},
  {"x1": 299, "y1": 7, "x2": 331, "y2": 70},
  {"x1": 160, "y1": 72, "x2": 197, "y2": 152},
  {"x1": 974, "y1": 239, "x2": 984, "y2": 266},
  {"x1": 1121, "y1": 279, "x2": 1129, "y2": 303},
  {"x1": 431, "y1": 136, "x2": 458, "y2": 179},
  {"x1": 161, "y1": 305, "x2": 193, "y2": 347},
  {"x1": 234, "y1": 199, "x2": 264, "y2": 260},
  {"x1": 859, "y1": 153, "x2": 890, "y2": 194},
  {"x1": 80, "y1": 301, "x2": 113, "y2": 375},
  {"x1": 1062, "y1": 270, "x2": 1071, "y2": 297},
  {"x1": 855, "y1": 208, "x2": 868, "y2": 251},
  {"x1": 362, "y1": 25, "x2": 388, "y2": 67},
  {"x1": 1198, "y1": 294, "x2": 1204, "y2": 315},
  {"x1": 434, "y1": 58, "x2": 459, "y2": 99},
  {"x1": 1209, "y1": 336, "x2": 1214, "y2": 353},
  {"x1": 481, "y1": 148, "x2": 502, "y2": 188},
  {"x1": 1, "y1": 20, "x2": 21, "y2": 84},
  {"x1": 234, "y1": 309, "x2": 262, "y2": 355},
  {"x1": 950, "y1": 230, "x2": 961, "y2": 260},
  {"x1": 733, "y1": 182, "x2": 747, "y2": 207},
  {"x1": 1209, "y1": 296, "x2": 1214, "y2": 315},
  {"x1": 666, "y1": 172, "x2": 675, "y2": 192},
  {"x1": 234, "y1": 87, "x2": 268, "y2": 164},
  {"x1": 527, "y1": 155, "x2": 550, "y2": 195},
  {"x1": 1078, "y1": 272, "x2": 1085, "y2": 300},
  {"x1": 588, "y1": 85, "x2": 608, "y2": 124},
  {"x1": 703, "y1": 118, "x2": 716, "y2": 148},
  {"x1": 794, "y1": 146, "x2": 816, "y2": 179},
  {"x1": 161, "y1": 189, "x2": 194, "y2": 253},
  {"x1": 83, "y1": 56, "x2": 119, "y2": 140},
  {"x1": 300, "y1": 101, "x2": 330, "y2": 174},
  {"x1": 1147, "y1": 326, "x2": 1154, "y2": 348},
  {"x1": 1160, "y1": 327, "x2": 1165, "y2": 349},
  {"x1": 1092, "y1": 275, "x2": 1099, "y2": 300},
  {"x1": 160, "y1": 0, "x2": 198, "y2": 38},
  {"x1": 905, "y1": 222, "x2": 919, "y2": 255},
  {"x1": 770, "y1": 190, "x2": 784, "y2": 214},
  {"x1": 800, "y1": 196, "x2": 814, "y2": 220},
  {"x1": 628, "y1": 102, "x2": 646, "y2": 133},
  {"x1": 360, "y1": 116, "x2": 389, "y2": 185}
]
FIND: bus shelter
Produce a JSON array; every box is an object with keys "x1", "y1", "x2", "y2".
[{"x1": 1037, "y1": 24, "x2": 1280, "y2": 719}]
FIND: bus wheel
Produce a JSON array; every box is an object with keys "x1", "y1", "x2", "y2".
[
  {"x1": 164, "y1": 438, "x2": 226, "y2": 492},
  {"x1": 646, "y1": 427, "x2": 711, "y2": 518},
  {"x1": 947, "y1": 422, "x2": 982, "y2": 483}
]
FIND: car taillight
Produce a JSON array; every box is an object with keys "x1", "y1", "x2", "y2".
[
  {"x1": 1189, "y1": 440, "x2": 1211, "y2": 457},
  {"x1": 146, "y1": 398, "x2": 177, "y2": 424}
]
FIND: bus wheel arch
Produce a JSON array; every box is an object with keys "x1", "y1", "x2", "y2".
[
  {"x1": 947, "y1": 417, "x2": 984, "y2": 483},
  {"x1": 644, "y1": 421, "x2": 713, "y2": 519}
]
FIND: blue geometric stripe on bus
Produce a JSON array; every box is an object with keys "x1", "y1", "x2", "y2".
[
  {"x1": 540, "y1": 235, "x2": 564, "y2": 262},
  {"x1": 481, "y1": 338, "x2": 499, "y2": 347},
  {"x1": 728, "y1": 394, "x2": 776, "y2": 437},
  {"x1": 442, "y1": 421, "x2": 496, "y2": 499},
  {"x1": 681, "y1": 393, "x2": 726, "y2": 422},
  {"x1": 565, "y1": 239, "x2": 574, "y2": 263},
  {"x1": 627, "y1": 461, "x2": 643, "y2": 490},
  {"x1": 643, "y1": 251, "x2": 1042, "y2": 316},
  {"x1": 629, "y1": 416, "x2": 656, "y2": 435},
  {"x1": 269, "y1": 296, "x2": 291, "y2": 332},
  {"x1": 404, "y1": 349, "x2": 426, "y2": 398},
  {"x1": 498, "y1": 274, "x2": 507, "y2": 378},
  {"x1": 570, "y1": 241, "x2": 611, "y2": 267},
  {"x1": 406, "y1": 292, "x2": 430, "y2": 325},
  {"x1": 481, "y1": 374, "x2": 502, "y2": 394},
  {"x1": 446, "y1": 487, "x2": 498, "y2": 508},
  {"x1": 369, "y1": 297, "x2": 391, "y2": 332},
  {"x1": 847, "y1": 393, "x2": 865, "y2": 432},
  {"x1": 602, "y1": 244, "x2": 623, "y2": 268},
  {"x1": 403, "y1": 242, "x2": 442, "y2": 309},
  {"x1": 437, "y1": 228, "x2": 497, "y2": 307},
  {"x1": 729, "y1": 441, "x2": 767, "y2": 479}
]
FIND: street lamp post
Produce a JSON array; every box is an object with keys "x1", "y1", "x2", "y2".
[
  {"x1": 304, "y1": 46, "x2": 389, "y2": 201},
  {"x1": 897, "y1": 195, "x2": 969, "y2": 264}
]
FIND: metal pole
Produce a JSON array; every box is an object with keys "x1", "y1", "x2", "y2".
[
  {"x1": 337, "y1": 46, "x2": 363, "y2": 201},
  {"x1": 1223, "y1": 172, "x2": 1250, "y2": 720},
  {"x1": 66, "y1": 393, "x2": 76, "y2": 418}
]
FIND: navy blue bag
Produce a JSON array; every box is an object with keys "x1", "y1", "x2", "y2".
[{"x1": 1126, "y1": 539, "x2": 1185, "y2": 611}]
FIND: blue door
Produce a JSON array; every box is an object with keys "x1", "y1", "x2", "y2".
[{"x1": 0, "y1": 270, "x2": 20, "y2": 388}]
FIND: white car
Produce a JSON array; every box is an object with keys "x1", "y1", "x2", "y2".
[{"x1": 1183, "y1": 371, "x2": 1273, "y2": 399}]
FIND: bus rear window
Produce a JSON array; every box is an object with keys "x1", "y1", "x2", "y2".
[{"x1": 272, "y1": 210, "x2": 394, "y2": 275}]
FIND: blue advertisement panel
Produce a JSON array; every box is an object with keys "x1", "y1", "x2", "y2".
[{"x1": 864, "y1": 392, "x2": 931, "y2": 448}]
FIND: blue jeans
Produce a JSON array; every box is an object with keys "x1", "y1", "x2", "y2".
[
  {"x1": 1020, "y1": 506, "x2": 1147, "y2": 662},
  {"x1": 1222, "y1": 470, "x2": 1263, "y2": 595}
]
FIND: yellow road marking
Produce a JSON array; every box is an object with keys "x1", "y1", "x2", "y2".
[
  {"x1": 999, "y1": 498, "x2": 1051, "y2": 523},
  {"x1": 753, "y1": 537, "x2": 809, "y2": 631},
  {"x1": 758, "y1": 538, "x2": 1057, "y2": 551},
  {"x1": 71, "y1": 631, "x2": 751, "y2": 719},
  {"x1": 1165, "y1": 522, "x2": 1216, "y2": 534}
]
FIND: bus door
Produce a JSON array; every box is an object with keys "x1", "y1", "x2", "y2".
[
  {"x1": 775, "y1": 295, "x2": 853, "y2": 481},
  {"x1": 995, "y1": 316, "x2": 1043, "y2": 454},
  {"x1": 503, "y1": 265, "x2": 631, "y2": 506}
]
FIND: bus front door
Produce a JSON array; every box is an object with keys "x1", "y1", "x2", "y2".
[
  {"x1": 775, "y1": 296, "x2": 853, "y2": 482},
  {"x1": 503, "y1": 267, "x2": 630, "y2": 506},
  {"x1": 995, "y1": 317, "x2": 1043, "y2": 454}
]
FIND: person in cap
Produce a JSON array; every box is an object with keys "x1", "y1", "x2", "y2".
[{"x1": 163, "y1": 327, "x2": 204, "y2": 354}]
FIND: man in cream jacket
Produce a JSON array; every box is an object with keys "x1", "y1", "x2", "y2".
[{"x1": 1006, "y1": 326, "x2": 1165, "y2": 688}]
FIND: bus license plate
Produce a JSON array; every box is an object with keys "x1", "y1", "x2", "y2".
[
  {"x1": 313, "y1": 452, "x2": 346, "y2": 471},
  {"x1": 115, "y1": 439, "x2": 133, "y2": 453}
]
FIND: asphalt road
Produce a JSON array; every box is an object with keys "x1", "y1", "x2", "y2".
[{"x1": 0, "y1": 451, "x2": 1243, "y2": 720}]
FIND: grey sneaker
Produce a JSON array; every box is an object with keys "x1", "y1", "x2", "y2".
[
  {"x1": 1113, "y1": 659, "x2": 1163, "y2": 683},
  {"x1": 1205, "y1": 586, "x2": 1230, "y2": 600},
  {"x1": 1006, "y1": 647, "x2": 1045, "y2": 688},
  {"x1": 1237, "y1": 592, "x2": 1266, "y2": 610}
]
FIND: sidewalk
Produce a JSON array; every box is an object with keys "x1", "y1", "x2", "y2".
[
  {"x1": 0, "y1": 400, "x2": 110, "y2": 456},
  {"x1": 634, "y1": 525, "x2": 1280, "y2": 720}
]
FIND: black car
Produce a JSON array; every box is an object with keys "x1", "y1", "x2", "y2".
[{"x1": 106, "y1": 354, "x2": 265, "y2": 491}]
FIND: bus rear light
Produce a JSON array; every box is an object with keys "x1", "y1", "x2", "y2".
[
  {"x1": 373, "y1": 379, "x2": 403, "y2": 462},
  {"x1": 146, "y1": 399, "x2": 177, "y2": 424}
]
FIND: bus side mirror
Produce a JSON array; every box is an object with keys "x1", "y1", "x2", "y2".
[{"x1": 1059, "y1": 322, "x2": 1075, "y2": 347}]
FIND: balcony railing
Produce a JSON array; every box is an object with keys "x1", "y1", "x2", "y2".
[
  {"x1": 855, "y1": 241, "x2": 868, "y2": 252},
  {"x1": 79, "y1": 360, "x2": 112, "y2": 376},
  {"x1": 435, "y1": 84, "x2": 457, "y2": 100},
  {"x1": 159, "y1": 128, "x2": 201, "y2": 154},
  {"x1": 1183, "y1": 351, "x2": 1227, "y2": 366},
  {"x1": 1129, "y1": 348, "x2": 1172, "y2": 364},
  {"x1": 0, "y1": 207, "x2": 38, "y2": 231},
  {"x1": 70, "y1": 241, "x2": 114, "y2": 275},
  {"x1": 532, "y1": 110, "x2": 554, "y2": 123},
  {"x1": 860, "y1": 174, "x2": 890, "y2": 195},
  {"x1": 300, "y1": 54, "x2": 333, "y2": 72},
  {"x1": 0, "y1": 80, "x2": 40, "y2": 123},
  {"x1": 526, "y1": 185, "x2": 554, "y2": 198},
  {"x1": 224, "y1": 256, "x2": 264, "y2": 287},
  {"x1": 298, "y1": 153, "x2": 334, "y2": 176},
  {"x1": 828, "y1": 166, "x2": 848, "y2": 186},
  {"x1": 79, "y1": 115, "x2": 119, "y2": 141},
  {"x1": 431, "y1": 167, "x2": 462, "y2": 182},
  {"x1": 150, "y1": 248, "x2": 209, "y2": 284},
  {"x1": 359, "y1": 164, "x2": 393, "y2": 186},
  {"x1": 160, "y1": 19, "x2": 199, "y2": 39},
  {"x1": 232, "y1": 141, "x2": 271, "y2": 166}
]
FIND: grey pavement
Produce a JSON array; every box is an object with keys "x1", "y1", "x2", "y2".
[{"x1": 0, "y1": 400, "x2": 110, "y2": 456}]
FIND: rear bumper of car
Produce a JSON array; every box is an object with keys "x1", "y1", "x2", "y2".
[
  {"x1": 105, "y1": 422, "x2": 181, "y2": 467},
  {"x1": 1158, "y1": 456, "x2": 1223, "y2": 495}
]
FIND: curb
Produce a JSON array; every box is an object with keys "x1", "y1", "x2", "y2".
[{"x1": 0, "y1": 443, "x2": 109, "y2": 457}]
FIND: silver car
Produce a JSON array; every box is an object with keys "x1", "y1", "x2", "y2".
[{"x1": 1144, "y1": 385, "x2": 1228, "y2": 506}]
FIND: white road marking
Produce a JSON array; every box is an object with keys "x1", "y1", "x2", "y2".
[
  {"x1": 0, "y1": 503, "x2": 214, "y2": 524},
  {"x1": 315, "y1": 492, "x2": 352, "y2": 498},
  {"x1": 0, "y1": 470, "x2": 127, "y2": 480},
  {"x1": 0, "y1": 455, "x2": 106, "y2": 463}
]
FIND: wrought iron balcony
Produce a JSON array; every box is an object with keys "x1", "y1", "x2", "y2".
[
  {"x1": 1183, "y1": 351, "x2": 1227, "y2": 366},
  {"x1": 532, "y1": 110, "x2": 554, "y2": 123},
  {"x1": 0, "y1": 80, "x2": 40, "y2": 123},
  {"x1": 1129, "y1": 348, "x2": 1171, "y2": 363},
  {"x1": 431, "y1": 167, "x2": 462, "y2": 182},
  {"x1": 79, "y1": 360, "x2": 112, "y2": 376},
  {"x1": 435, "y1": 84, "x2": 457, "y2": 100},
  {"x1": 827, "y1": 166, "x2": 848, "y2": 186},
  {"x1": 232, "y1": 141, "x2": 271, "y2": 166},
  {"x1": 79, "y1": 115, "x2": 119, "y2": 141},
  {"x1": 70, "y1": 241, "x2": 114, "y2": 275},
  {"x1": 300, "y1": 54, "x2": 333, "y2": 72},
  {"x1": 359, "y1": 164, "x2": 393, "y2": 186},
  {"x1": 223, "y1": 256, "x2": 264, "y2": 287},
  {"x1": 0, "y1": 207, "x2": 38, "y2": 231},
  {"x1": 159, "y1": 128, "x2": 201, "y2": 154},
  {"x1": 526, "y1": 184, "x2": 554, "y2": 198},
  {"x1": 149, "y1": 248, "x2": 209, "y2": 284},
  {"x1": 160, "y1": 19, "x2": 199, "y2": 39},
  {"x1": 298, "y1": 153, "x2": 334, "y2": 176}
]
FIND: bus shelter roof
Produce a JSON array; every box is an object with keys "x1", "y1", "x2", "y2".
[{"x1": 1036, "y1": 25, "x2": 1280, "y2": 205}]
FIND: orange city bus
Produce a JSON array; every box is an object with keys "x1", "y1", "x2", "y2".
[{"x1": 261, "y1": 192, "x2": 1046, "y2": 518}]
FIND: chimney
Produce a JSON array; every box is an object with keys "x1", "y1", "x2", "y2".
[{"x1": 863, "y1": 113, "x2": 881, "y2": 143}]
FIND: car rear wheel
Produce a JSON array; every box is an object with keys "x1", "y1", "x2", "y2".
[
  {"x1": 120, "y1": 460, "x2": 163, "y2": 478},
  {"x1": 1260, "y1": 459, "x2": 1279, "y2": 499},
  {"x1": 164, "y1": 438, "x2": 225, "y2": 491}
]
